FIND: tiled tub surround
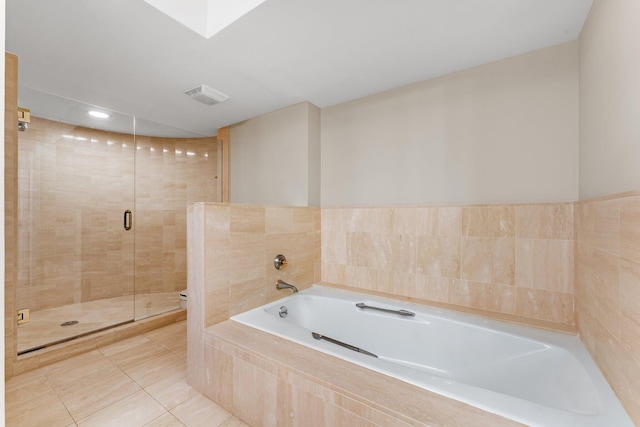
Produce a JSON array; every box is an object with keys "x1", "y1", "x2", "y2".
[
  {"x1": 187, "y1": 203, "x2": 321, "y2": 392},
  {"x1": 187, "y1": 199, "x2": 640, "y2": 425},
  {"x1": 575, "y1": 190, "x2": 640, "y2": 422},
  {"x1": 322, "y1": 203, "x2": 575, "y2": 328},
  {"x1": 230, "y1": 285, "x2": 632, "y2": 427},
  {"x1": 204, "y1": 320, "x2": 524, "y2": 427},
  {"x1": 187, "y1": 201, "x2": 584, "y2": 426}
]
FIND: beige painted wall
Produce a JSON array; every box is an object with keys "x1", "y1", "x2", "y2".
[
  {"x1": 307, "y1": 104, "x2": 321, "y2": 207},
  {"x1": 579, "y1": 0, "x2": 640, "y2": 199},
  {"x1": 230, "y1": 102, "x2": 320, "y2": 207},
  {"x1": 321, "y1": 42, "x2": 579, "y2": 206}
]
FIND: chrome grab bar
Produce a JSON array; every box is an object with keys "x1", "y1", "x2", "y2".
[
  {"x1": 311, "y1": 332, "x2": 378, "y2": 358},
  {"x1": 356, "y1": 302, "x2": 415, "y2": 317}
]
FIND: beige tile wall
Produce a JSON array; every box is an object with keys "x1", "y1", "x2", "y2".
[
  {"x1": 187, "y1": 203, "x2": 321, "y2": 391},
  {"x1": 575, "y1": 190, "x2": 640, "y2": 423},
  {"x1": 134, "y1": 134, "x2": 218, "y2": 297},
  {"x1": 16, "y1": 117, "x2": 218, "y2": 312},
  {"x1": 187, "y1": 199, "x2": 640, "y2": 423},
  {"x1": 322, "y1": 203, "x2": 575, "y2": 327},
  {"x1": 17, "y1": 117, "x2": 136, "y2": 311}
]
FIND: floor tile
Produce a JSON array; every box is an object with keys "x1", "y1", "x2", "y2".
[
  {"x1": 122, "y1": 351, "x2": 186, "y2": 388},
  {"x1": 77, "y1": 389, "x2": 166, "y2": 427},
  {"x1": 219, "y1": 416, "x2": 250, "y2": 427},
  {"x1": 43, "y1": 350, "x2": 117, "y2": 392},
  {"x1": 56, "y1": 365, "x2": 126, "y2": 397},
  {"x1": 144, "y1": 412, "x2": 186, "y2": 427},
  {"x1": 5, "y1": 369, "x2": 58, "y2": 419},
  {"x1": 150, "y1": 330, "x2": 188, "y2": 356},
  {"x1": 173, "y1": 346, "x2": 187, "y2": 360},
  {"x1": 171, "y1": 394, "x2": 232, "y2": 427},
  {"x1": 145, "y1": 370, "x2": 200, "y2": 410},
  {"x1": 106, "y1": 341, "x2": 167, "y2": 372},
  {"x1": 6, "y1": 399, "x2": 75, "y2": 427},
  {"x1": 59, "y1": 370, "x2": 142, "y2": 421},
  {"x1": 99, "y1": 334, "x2": 154, "y2": 358},
  {"x1": 5, "y1": 320, "x2": 235, "y2": 427},
  {"x1": 5, "y1": 368, "x2": 47, "y2": 393}
]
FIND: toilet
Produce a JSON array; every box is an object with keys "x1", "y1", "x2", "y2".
[{"x1": 179, "y1": 289, "x2": 187, "y2": 309}]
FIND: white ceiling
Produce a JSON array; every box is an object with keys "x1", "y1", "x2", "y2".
[{"x1": 6, "y1": 0, "x2": 593, "y2": 137}]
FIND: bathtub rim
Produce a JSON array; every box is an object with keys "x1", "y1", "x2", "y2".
[{"x1": 312, "y1": 281, "x2": 578, "y2": 334}]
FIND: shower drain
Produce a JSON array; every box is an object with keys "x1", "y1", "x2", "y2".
[{"x1": 60, "y1": 320, "x2": 79, "y2": 327}]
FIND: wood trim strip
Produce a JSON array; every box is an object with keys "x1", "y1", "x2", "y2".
[{"x1": 217, "y1": 126, "x2": 230, "y2": 203}]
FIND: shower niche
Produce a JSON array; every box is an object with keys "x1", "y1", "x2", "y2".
[{"x1": 16, "y1": 87, "x2": 221, "y2": 354}]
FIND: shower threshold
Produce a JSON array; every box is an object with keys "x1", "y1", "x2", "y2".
[
  {"x1": 18, "y1": 320, "x2": 134, "y2": 355},
  {"x1": 17, "y1": 292, "x2": 181, "y2": 354}
]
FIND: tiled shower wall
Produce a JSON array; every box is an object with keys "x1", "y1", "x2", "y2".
[
  {"x1": 17, "y1": 116, "x2": 218, "y2": 312},
  {"x1": 322, "y1": 203, "x2": 575, "y2": 327},
  {"x1": 575, "y1": 191, "x2": 640, "y2": 421},
  {"x1": 134, "y1": 133, "x2": 218, "y2": 297},
  {"x1": 17, "y1": 117, "x2": 135, "y2": 311}
]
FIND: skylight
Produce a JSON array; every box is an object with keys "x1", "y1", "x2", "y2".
[{"x1": 144, "y1": 0, "x2": 268, "y2": 39}]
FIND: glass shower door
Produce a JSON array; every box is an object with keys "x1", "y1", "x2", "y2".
[
  {"x1": 132, "y1": 118, "x2": 221, "y2": 320},
  {"x1": 16, "y1": 89, "x2": 136, "y2": 354}
]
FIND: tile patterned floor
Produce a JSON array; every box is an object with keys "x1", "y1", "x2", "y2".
[{"x1": 6, "y1": 321, "x2": 248, "y2": 427}]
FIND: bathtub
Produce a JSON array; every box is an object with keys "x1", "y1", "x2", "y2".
[{"x1": 231, "y1": 285, "x2": 632, "y2": 427}]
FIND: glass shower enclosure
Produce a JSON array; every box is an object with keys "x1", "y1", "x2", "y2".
[{"x1": 16, "y1": 88, "x2": 220, "y2": 354}]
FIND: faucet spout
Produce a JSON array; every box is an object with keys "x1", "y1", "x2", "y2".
[{"x1": 276, "y1": 279, "x2": 298, "y2": 293}]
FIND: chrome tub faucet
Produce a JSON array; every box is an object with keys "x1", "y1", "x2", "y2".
[{"x1": 276, "y1": 279, "x2": 298, "y2": 293}]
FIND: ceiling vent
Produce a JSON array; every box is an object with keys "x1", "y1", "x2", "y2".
[{"x1": 184, "y1": 85, "x2": 229, "y2": 106}]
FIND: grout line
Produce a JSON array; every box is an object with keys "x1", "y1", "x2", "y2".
[{"x1": 40, "y1": 367, "x2": 77, "y2": 425}]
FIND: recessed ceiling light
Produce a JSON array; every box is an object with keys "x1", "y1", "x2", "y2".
[{"x1": 88, "y1": 110, "x2": 110, "y2": 119}]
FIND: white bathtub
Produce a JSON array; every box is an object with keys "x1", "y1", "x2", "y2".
[{"x1": 231, "y1": 285, "x2": 632, "y2": 427}]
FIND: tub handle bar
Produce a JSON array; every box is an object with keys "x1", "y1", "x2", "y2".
[
  {"x1": 311, "y1": 332, "x2": 378, "y2": 358},
  {"x1": 356, "y1": 302, "x2": 415, "y2": 317}
]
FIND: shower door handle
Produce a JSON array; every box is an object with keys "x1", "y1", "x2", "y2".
[{"x1": 123, "y1": 210, "x2": 132, "y2": 231}]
